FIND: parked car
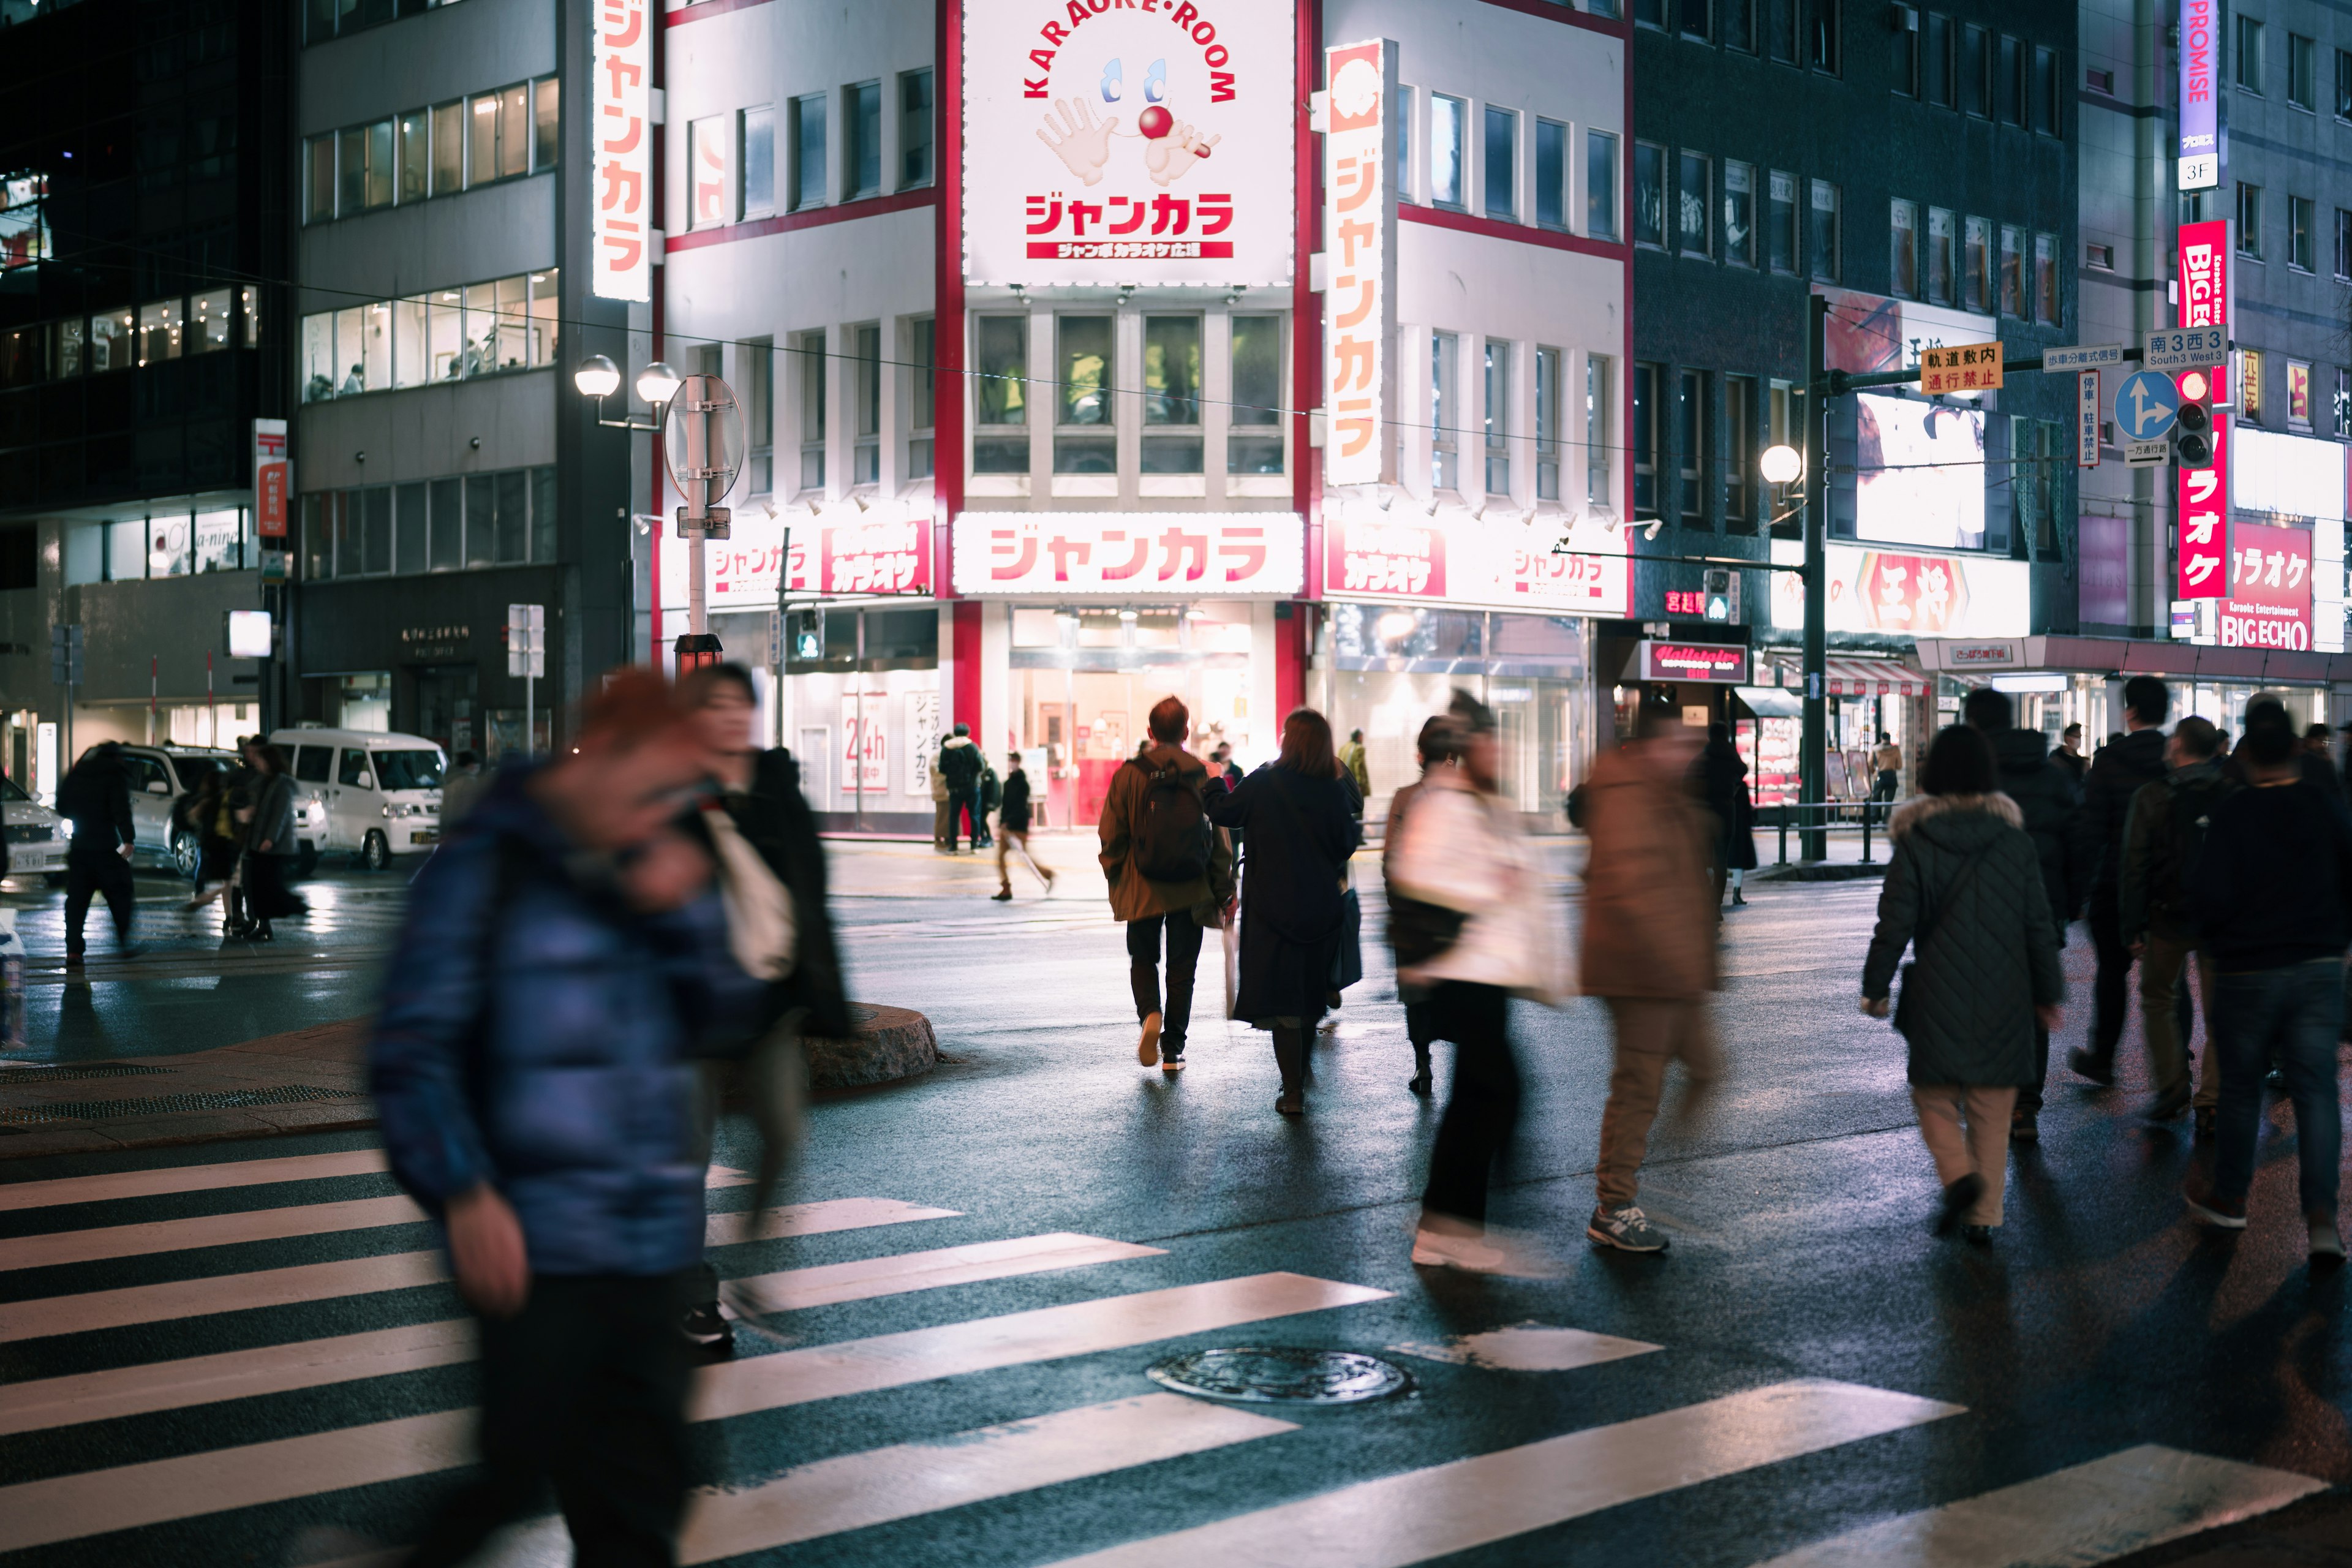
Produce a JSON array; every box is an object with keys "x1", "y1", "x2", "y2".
[
  {"x1": 267, "y1": 728, "x2": 447, "y2": 872},
  {"x1": 111, "y1": 745, "x2": 241, "y2": 878},
  {"x1": 2, "y1": 772, "x2": 69, "y2": 886}
]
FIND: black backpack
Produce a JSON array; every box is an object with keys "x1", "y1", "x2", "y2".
[
  {"x1": 2158, "y1": 772, "x2": 2237, "y2": 911},
  {"x1": 1131, "y1": 759, "x2": 1210, "y2": 882}
]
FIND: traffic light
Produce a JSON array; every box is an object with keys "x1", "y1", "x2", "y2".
[
  {"x1": 1702, "y1": 567, "x2": 1740, "y2": 624},
  {"x1": 2173, "y1": 368, "x2": 2215, "y2": 470}
]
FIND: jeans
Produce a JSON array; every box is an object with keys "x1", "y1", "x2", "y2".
[
  {"x1": 1420, "y1": 983, "x2": 1518, "y2": 1226},
  {"x1": 1127, "y1": 911, "x2": 1205, "y2": 1052},
  {"x1": 1912, "y1": 1085, "x2": 2016, "y2": 1226},
  {"x1": 64, "y1": 844, "x2": 134, "y2": 957},
  {"x1": 2086, "y1": 902, "x2": 2191, "y2": 1067},
  {"x1": 949, "y1": 788, "x2": 984, "y2": 850},
  {"x1": 1596, "y1": 997, "x2": 1722, "y2": 1210},
  {"x1": 2016, "y1": 1023, "x2": 2051, "y2": 1114},
  {"x1": 405, "y1": 1270, "x2": 699, "y2": 1568},
  {"x1": 2212, "y1": 959, "x2": 2344, "y2": 1219}
]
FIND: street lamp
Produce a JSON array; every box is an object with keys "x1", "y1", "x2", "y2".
[
  {"x1": 577, "y1": 355, "x2": 717, "y2": 670},
  {"x1": 635, "y1": 360, "x2": 682, "y2": 408},
  {"x1": 1758, "y1": 443, "x2": 1803, "y2": 486}
]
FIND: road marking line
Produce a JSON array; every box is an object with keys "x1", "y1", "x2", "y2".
[
  {"x1": 0, "y1": 1272, "x2": 1382, "y2": 1551},
  {"x1": 0, "y1": 1232, "x2": 1159, "y2": 1431},
  {"x1": 678, "y1": 1394, "x2": 1294, "y2": 1562},
  {"x1": 1, "y1": 1193, "x2": 947, "y2": 1273},
  {"x1": 0, "y1": 1153, "x2": 752, "y2": 1213},
  {"x1": 1387, "y1": 1323, "x2": 1660, "y2": 1371},
  {"x1": 0, "y1": 1197, "x2": 954, "y2": 1339},
  {"x1": 1036, "y1": 1379, "x2": 1964, "y2": 1567},
  {"x1": 1748, "y1": 1444, "x2": 2326, "y2": 1567}
]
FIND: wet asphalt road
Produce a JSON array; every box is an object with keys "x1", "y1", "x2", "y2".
[{"x1": 1, "y1": 840, "x2": 2348, "y2": 1565}]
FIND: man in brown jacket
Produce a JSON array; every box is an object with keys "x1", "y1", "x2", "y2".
[
  {"x1": 1580, "y1": 703, "x2": 1722, "y2": 1254},
  {"x1": 1099, "y1": 696, "x2": 1235, "y2": 1074}
]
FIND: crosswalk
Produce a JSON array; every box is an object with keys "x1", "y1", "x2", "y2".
[{"x1": 0, "y1": 1140, "x2": 2326, "y2": 1566}]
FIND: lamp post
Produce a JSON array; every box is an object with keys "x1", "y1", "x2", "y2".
[
  {"x1": 575, "y1": 355, "x2": 718, "y2": 669},
  {"x1": 1799, "y1": 292, "x2": 1829, "y2": 862}
]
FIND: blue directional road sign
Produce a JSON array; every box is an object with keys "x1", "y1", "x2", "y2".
[{"x1": 2114, "y1": 369, "x2": 2180, "y2": 442}]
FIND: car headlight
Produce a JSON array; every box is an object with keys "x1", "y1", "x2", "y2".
[
  {"x1": 388, "y1": 802, "x2": 429, "y2": 818},
  {"x1": 55, "y1": 818, "x2": 72, "y2": 839}
]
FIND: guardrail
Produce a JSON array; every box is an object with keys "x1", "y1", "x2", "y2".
[{"x1": 1757, "y1": 800, "x2": 1885, "y2": 867}]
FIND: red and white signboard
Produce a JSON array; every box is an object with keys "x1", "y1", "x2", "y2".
[
  {"x1": 592, "y1": 0, "x2": 653, "y2": 301},
  {"x1": 1323, "y1": 39, "x2": 1397, "y2": 487},
  {"x1": 2220, "y1": 518, "x2": 2313, "y2": 649},
  {"x1": 962, "y1": 0, "x2": 1295, "y2": 287},
  {"x1": 1323, "y1": 511, "x2": 1629, "y2": 617},
  {"x1": 953, "y1": 512, "x2": 1304, "y2": 595},
  {"x1": 661, "y1": 509, "x2": 935, "y2": 609},
  {"x1": 252, "y1": 419, "x2": 288, "y2": 540},
  {"x1": 804, "y1": 518, "x2": 934, "y2": 597},
  {"x1": 2178, "y1": 218, "x2": 2229, "y2": 329},
  {"x1": 1637, "y1": 641, "x2": 1751, "y2": 684},
  {"x1": 2177, "y1": 415, "x2": 2229, "y2": 598},
  {"x1": 840, "y1": 696, "x2": 888, "y2": 791}
]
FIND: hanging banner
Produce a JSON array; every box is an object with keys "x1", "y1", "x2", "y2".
[
  {"x1": 591, "y1": 0, "x2": 654, "y2": 301},
  {"x1": 2178, "y1": 0, "x2": 2220, "y2": 189},
  {"x1": 252, "y1": 418, "x2": 289, "y2": 539},
  {"x1": 2219, "y1": 518, "x2": 2312, "y2": 649},
  {"x1": 1322, "y1": 39, "x2": 1398, "y2": 488},
  {"x1": 961, "y1": 0, "x2": 1297, "y2": 287},
  {"x1": 2176, "y1": 413, "x2": 2229, "y2": 599},
  {"x1": 1322, "y1": 510, "x2": 1628, "y2": 617}
]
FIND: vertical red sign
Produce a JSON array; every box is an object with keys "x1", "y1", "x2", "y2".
[
  {"x1": 2176, "y1": 414, "x2": 2228, "y2": 599},
  {"x1": 2177, "y1": 218, "x2": 2230, "y2": 328},
  {"x1": 253, "y1": 418, "x2": 288, "y2": 540}
]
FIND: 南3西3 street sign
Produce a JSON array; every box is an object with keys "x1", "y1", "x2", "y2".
[{"x1": 2142, "y1": 324, "x2": 2228, "y2": 370}]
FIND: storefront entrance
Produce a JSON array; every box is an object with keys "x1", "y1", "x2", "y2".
[{"x1": 412, "y1": 665, "x2": 479, "y2": 760}]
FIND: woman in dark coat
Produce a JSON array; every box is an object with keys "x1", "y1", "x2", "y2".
[
  {"x1": 1697, "y1": 723, "x2": 1758, "y2": 908},
  {"x1": 1208, "y1": 709, "x2": 1363, "y2": 1115},
  {"x1": 1862, "y1": 725, "x2": 2064, "y2": 1243}
]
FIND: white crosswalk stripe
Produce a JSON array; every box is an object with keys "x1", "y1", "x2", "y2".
[{"x1": 0, "y1": 1152, "x2": 754, "y2": 1212}]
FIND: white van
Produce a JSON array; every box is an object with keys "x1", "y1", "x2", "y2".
[{"x1": 268, "y1": 728, "x2": 448, "y2": 872}]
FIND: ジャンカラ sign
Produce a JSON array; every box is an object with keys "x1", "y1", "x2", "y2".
[
  {"x1": 592, "y1": 0, "x2": 653, "y2": 300},
  {"x1": 1322, "y1": 39, "x2": 1398, "y2": 487}
]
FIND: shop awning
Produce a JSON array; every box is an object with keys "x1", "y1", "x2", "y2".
[
  {"x1": 1734, "y1": 687, "x2": 1803, "y2": 717},
  {"x1": 1761, "y1": 657, "x2": 1930, "y2": 696}
]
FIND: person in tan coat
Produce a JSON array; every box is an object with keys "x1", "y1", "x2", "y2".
[
  {"x1": 1580, "y1": 702, "x2": 1722, "y2": 1254},
  {"x1": 1099, "y1": 696, "x2": 1236, "y2": 1074}
]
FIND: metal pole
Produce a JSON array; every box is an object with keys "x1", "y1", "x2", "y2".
[
  {"x1": 1801, "y1": 292, "x2": 1830, "y2": 862},
  {"x1": 853, "y1": 609, "x2": 867, "y2": 832},
  {"x1": 148, "y1": 656, "x2": 157, "y2": 745},
  {"x1": 526, "y1": 673, "x2": 535, "y2": 757},
  {"x1": 682, "y1": 394, "x2": 709, "y2": 638},
  {"x1": 207, "y1": 650, "x2": 216, "y2": 750}
]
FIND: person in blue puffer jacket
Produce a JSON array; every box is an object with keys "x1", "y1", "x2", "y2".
[{"x1": 372, "y1": 670, "x2": 767, "y2": 1568}]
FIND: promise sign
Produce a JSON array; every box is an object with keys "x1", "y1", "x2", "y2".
[
  {"x1": 592, "y1": 0, "x2": 654, "y2": 301},
  {"x1": 963, "y1": 0, "x2": 1296, "y2": 287},
  {"x1": 1322, "y1": 39, "x2": 1398, "y2": 487}
]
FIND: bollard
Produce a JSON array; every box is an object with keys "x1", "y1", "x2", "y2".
[{"x1": 1863, "y1": 806, "x2": 1874, "y2": 863}]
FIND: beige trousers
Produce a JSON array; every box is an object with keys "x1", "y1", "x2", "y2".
[
  {"x1": 1912, "y1": 1085, "x2": 2016, "y2": 1226},
  {"x1": 2141, "y1": 932, "x2": 2220, "y2": 1109},
  {"x1": 1596, "y1": 997, "x2": 1722, "y2": 1210}
]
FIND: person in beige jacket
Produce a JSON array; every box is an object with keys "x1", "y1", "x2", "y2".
[{"x1": 1579, "y1": 702, "x2": 1722, "y2": 1255}]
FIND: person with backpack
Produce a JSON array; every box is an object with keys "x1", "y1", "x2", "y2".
[
  {"x1": 58, "y1": 741, "x2": 138, "y2": 968},
  {"x1": 1207, "y1": 707, "x2": 1362, "y2": 1114},
  {"x1": 974, "y1": 755, "x2": 1000, "y2": 851},
  {"x1": 2119, "y1": 715, "x2": 2235, "y2": 1130},
  {"x1": 2068, "y1": 674, "x2": 2173, "y2": 1088},
  {"x1": 1863, "y1": 725, "x2": 2065, "y2": 1245},
  {"x1": 992, "y1": 754, "x2": 1055, "y2": 901},
  {"x1": 937, "y1": 723, "x2": 984, "y2": 852},
  {"x1": 1098, "y1": 697, "x2": 1234, "y2": 1075},
  {"x1": 1382, "y1": 714, "x2": 1460, "y2": 1095}
]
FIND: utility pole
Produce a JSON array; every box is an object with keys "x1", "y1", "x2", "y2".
[{"x1": 1800, "y1": 292, "x2": 1829, "y2": 862}]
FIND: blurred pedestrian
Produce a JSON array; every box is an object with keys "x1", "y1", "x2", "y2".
[
  {"x1": 974, "y1": 753, "x2": 1000, "y2": 850},
  {"x1": 58, "y1": 741, "x2": 137, "y2": 968},
  {"x1": 930, "y1": 748, "x2": 954, "y2": 853},
  {"x1": 442, "y1": 750, "x2": 488, "y2": 826},
  {"x1": 1390, "y1": 695, "x2": 1561, "y2": 1274},
  {"x1": 1208, "y1": 708, "x2": 1362, "y2": 1114},
  {"x1": 2304, "y1": 723, "x2": 2339, "y2": 785},
  {"x1": 1580, "y1": 703, "x2": 1722, "y2": 1253},
  {"x1": 1100, "y1": 697, "x2": 1232, "y2": 1076},
  {"x1": 2184, "y1": 706, "x2": 2352, "y2": 1264},
  {"x1": 1339, "y1": 728, "x2": 1371, "y2": 816},
  {"x1": 1210, "y1": 742, "x2": 1242, "y2": 790},
  {"x1": 1871, "y1": 731, "x2": 1902, "y2": 807},
  {"x1": 2119, "y1": 715, "x2": 2234, "y2": 1132},
  {"x1": 1964, "y1": 686, "x2": 2080, "y2": 1142},
  {"x1": 2069, "y1": 675, "x2": 2171, "y2": 1088},
  {"x1": 239, "y1": 744, "x2": 307, "y2": 942},
  {"x1": 938, "y1": 723, "x2": 984, "y2": 853},
  {"x1": 1862, "y1": 725, "x2": 2064, "y2": 1245},
  {"x1": 1697, "y1": 722, "x2": 1755, "y2": 910},
  {"x1": 993, "y1": 754, "x2": 1055, "y2": 900},
  {"x1": 1382, "y1": 714, "x2": 1460, "y2": 1095},
  {"x1": 2054, "y1": 723, "x2": 2088, "y2": 786},
  {"x1": 179, "y1": 765, "x2": 239, "y2": 912},
  {"x1": 373, "y1": 670, "x2": 767, "y2": 1568}
]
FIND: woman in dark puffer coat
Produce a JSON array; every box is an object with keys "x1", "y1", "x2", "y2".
[{"x1": 1862, "y1": 725, "x2": 2064, "y2": 1244}]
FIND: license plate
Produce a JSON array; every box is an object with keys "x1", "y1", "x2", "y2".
[{"x1": 411, "y1": 831, "x2": 440, "y2": 846}]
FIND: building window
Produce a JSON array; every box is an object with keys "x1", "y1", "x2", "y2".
[
  {"x1": 1483, "y1": 107, "x2": 1517, "y2": 221},
  {"x1": 1678, "y1": 152, "x2": 1710, "y2": 258},
  {"x1": 1928, "y1": 206, "x2": 1955, "y2": 303},
  {"x1": 1768, "y1": 169, "x2": 1796, "y2": 273},
  {"x1": 299, "y1": 269, "x2": 556, "y2": 401},
  {"x1": 1430, "y1": 95, "x2": 1465, "y2": 209},
  {"x1": 1229, "y1": 315, "x2": 1284, "y2": 475},
  {"x1": 1535, "y1": 118, "x2": 1566, "y2": 228},
  {"x1": 1963, "y1": 215, "x2": 1991, "y2": 311},
  {"x1": 2337, "y1": 49, "x2": 2352, "y2": 119},
  {"x1": 791, "y1": 94, "x2": 827, "y2": 209},
  {"x1": 794, "y1": 330, "x2": 826, "y2": 491},
  {"x1": 305, "y1": 0, "x2": 466, "y2": 44},
  {"x1": 2286, "y1": 34, "x2": 2315, "y2": 110},
  {"x1": 2336, "y1": 210, "x2": 2352, "y2": 279},
  {"x1": 2087, "y1": 67, "x2": 2114, "y2": 94},
  {"x1": 1722, "y1": 162, "x2": 1755, "y2": 266},
  {"x1": 2035, "y1": 231, "x2": 2057, "y2": 323},
  {"x1": 900, "y1": 70, "x2": 935, "y2": 189},
  {"x1": 689, "y1": 116, "x2": 733, "y2": 230},
  {"x1": 1586, "y1": 353, "x2": 1612, "y2": 505},
  {"x1": 1395, "y1": 85, "x2": 1413, "y2": 200},
  {"x1": 2237, "y1": 16, "x2": 2264, "y2": 94},
  {"x1": 745, "y1": 338, "x2": 774, "y2": 495},
  {"x1": 1808, "y1": 179, "x2": 1840, "y2": 281},
  {"x1": 1890, "y1": 199, "x2": 1917, "y2": 299},
  {"x1": 906, "y1": 317, "x2": 935, "y2": 480},
  {"x1": 2336, "y1": 367, "x2": 2351, "y2": 439},
  {"x1": 2241, "y1": 349, "x2": 2264, "y2": 423},
  {"x1": 1999, "y1": 35, "x2": 2022, "y2": 124},
  {"x1": 535, "y1": 80, "x2": 559, "y2": 171},
  {"x1": 1678, "y1": 369, "x2": 1709, "y2": 527},
  {"x1": 973, "y1": 316, "x2": 1028, "y2": 474},
  {"x1": 2288, "y1": 360, "x2": 2312, "y2": 428},
  {"x1": 306, "y1": 135, "x2": 334, "y2": 222},
  {"x1": 1896, "y1": 6, "x2": 1919, "y2": 96},
  {"x1": 1809, "y1": 0, "x2": 1840, "y2": 74},
  {"x1": 398, "y1": 111, "x2": 428, "y2": 205},
  {"x1": 1142, "y1": 314, "x2": 1203, "y2": 475},
  {"x1": 1999, "y1": 225, "x2": 2023, "y2": 317},
  {"x1": 2036, "y1": 45, "x2": 2059, "y2": 131},
  {"x1": 1634, "y1": 142, "x2": 1666, "y2": 247},
  {"x1": 2237, "y1": 182, "x2": 2262, "y2": 257},
  {"x1": 1964, "y1": 24, "x2": 1990, "y2": 116},
  {"x1": 2086, "y1": 241, "x2": 2114, "y2": 270},
  {"x1": 845, "y1": 81, "x2": 882, "y2": 199},
  {"x1": 1483, "y1": 340, "x2": 1512, "y2": 495},
  {"x1": 1432, "y1": 331, "x2": 1461, "y2": 491},
  {"x1": 853, "y1": 323, "x2": 881, "y2": 484},
  {"x1": 1725, "y1": 375, "x2": 1757, "y2": 532},
  {"x1": 2290, "y1": 195, "x2": 2315, "y2": 271},
  {"x1": 1635, "y1": 0, "x2": 1664, "y2": 28},
  {"x1": 311, "y1": 80, "x2": 556, "y2": 222},
  {"x1": 1055, "y1": 314, "x2": 1114, "y2": 474},
  {"x1": 1536, "y1": 345, "x2": 1562, "y2": 502},
  {"x1": 432, "y1": 100, "x2": 463, "y2": 194},
  {"x1": 1586, "y1": 130, "x2": 1618, "y2": 239},
  {"x1": 1767, "y1": 0, "x2": 1796, "y2": 60},
  {"x1": 1679, "y1": 0, "x2": 1710, "y2": 40},
  {"x1": 1632, "y1": 361, "x2": 1660, "y2": 514},
  {"x1": 298, "y1": 467, "x2": 557, "y2": 581},
  {"x1": 1928, "y1": 13, "x2": 1953, "y2": 106},
  {"x1": 742, "y1": 107, "x2": 775, "y2": 219},
  {"x1": 1724, "y1": 0, "x2": 1757, "y2": 53}
]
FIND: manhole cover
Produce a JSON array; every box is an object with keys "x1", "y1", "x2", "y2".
[{"x1": 1146, "y1": 1348, "x2": 1411, "y2": 1406}]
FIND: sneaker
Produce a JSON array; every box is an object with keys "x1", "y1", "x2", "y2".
[
  {"x1": 2010, "y1": 1109, "x2": 2040, "y2": 1144},
  {"x1": 2194, "y1": 1106, "x2": 2217, "y2": 1140},
  {"x1": 1587, "y1": 1204, "x2": 1670, "y2": 1254},
  {"x1": 990, "y1": 888, "x2": 1013, "y2": 902},
  {"x1": 2067, "y1": 1047, "x2": 2116, "y2": 1087},
  {"x1": 679, "y1": 1299, "x2": 734, "y2": 1354},
  {"x1": 1275, "y1": 1090, "x2": 1303, "y2": 1116},
  {"x1": 1137, "y1": 1012, "x2": 1161, "y2": 1067},
  {"x1": 2311, "y1": 1218, "x2": 2346, "y2": 1267},
  {"x1": 2147, "y1": 1082, "x2": 2192, "y2": 1123},
  {"x1": 1411, "y1": 1225, "x2": 1561, "y2": 1278},
  {"x1": 63, "y1": 953, "x2": 84, "y2": 970},
  {"x1": 2265, "y1": 1068, "x2": 2290, "y2": 1093},
  {"x1": 1936, "y1": 1173, "x2": 1985, "y2": 1237},
  {"x1": 1041, "y1": 869, "x2": 1058, "y2": 891},
  {"x1": 1962, "y1": 1225, "x2": 1994, "y2": 1246},
  {"x1": 2183, "y1": 1181, "x2": 2248, "y2": 1230},
  {"x1": 1161, "y1": 1048, "x2": 1185, "y2": 1074}
]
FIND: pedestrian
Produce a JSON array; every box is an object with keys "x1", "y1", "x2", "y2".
[
  {"x1": 1382, "y1": 714, "x2": 1460, "y2": 1095},
  {"x1": 239, "y1": 744, "x2": 307, "y2": 942},
  {"x1": 930, "y1": 748, "x2": 954, "y2": 853},
  {"x1": 2119, "y1": 715, "x2": 2234, "y2": 1133},
  {"x1": 2304, "y1": 723, "x2": 2339, "y2": 779},
  {"x1": 2339, "y1": 719, "x2": 2352, "y2": 795},
  {"x1": 1871, "y1": 731, "x2": 1903, "y2": 807},
  {"x1": 992, "y1": 754, "x2": 1056, "y2": 900},
  {"x1": 1861, "y1": 725, "x2": 2064, "y2": 1245},
  {"x1": 937, "y1": 722, "x2": 984, "y2": 852},
  {"x1": 1339, "y1": 728, "x2": 1371, "y2": 816},
  {"x1": 1207, "y1": 707, "x2": 1362, "y2": 1114},
  {"x1": 2068, "y1": 674, "x2": 2172, "y2": 1088},
  {"x1": 1964, "y1": 686, "x2": 2079, "y2": 1142},
  {"x1": 442, "y1": 749, "x2": 488, "y2": 826},
  {"x1": 1099, "y1": 697, "x2": 1234, "y2": 1076},
  {"x1": 1390, "y1": 695, "x2": 1561, "y2": 1274},
  {"x1": 179, "y1": 766, "x2": 239, "y2": 912},
  {"x1": 2183, "y1": 704, "x2": 2352, "y2": 1264},
  {"x1": 1214, "y1": 744, "x2": 1243, "y2": 789},
  {"x1": 974, "y1": 753, "x2": 1000, "y2": 850},
  {"x1": 57, "y1": 741, "x2": 138, "y2": 968},
  {"x1": 1696, "y1": 722, "x2": 1754, "y2": 910},
  {"x1": 374, "y1": 670, "x2": 767, "y2": 1567},
  {"x1": 1580, "y1": 701, "x2": 1722, "y2": 1254},
  {"x1": 2053, "y1": 722, "x2": 2088, "y2": 786}
]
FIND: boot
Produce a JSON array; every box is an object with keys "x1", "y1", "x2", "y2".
[
  {"x1": 1408, "y1": 1044, "x2": 1433, "y2": 1096},
  {"x1": 1273, "y1": 1027, "x2": 1305, "y2": 1115}
]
